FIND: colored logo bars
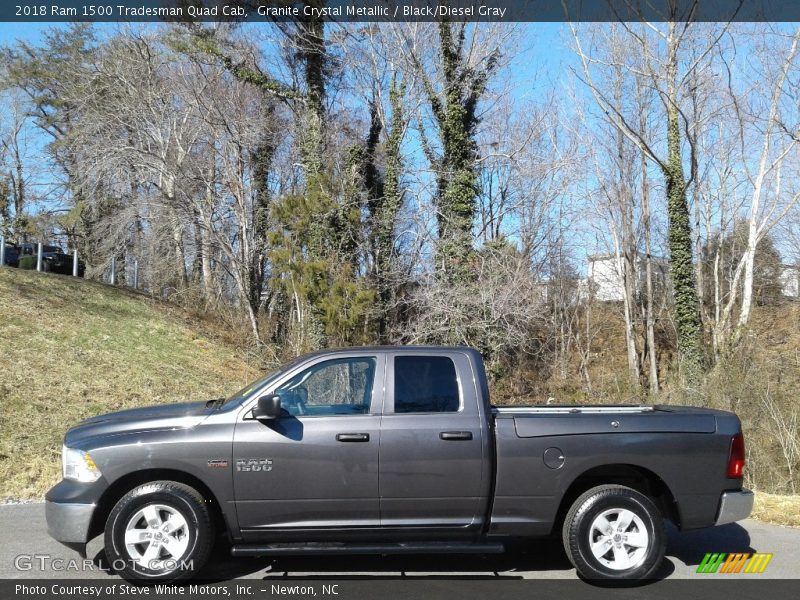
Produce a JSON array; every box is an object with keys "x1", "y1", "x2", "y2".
[{"x1": 697, "y1": 553, "x2": 773, "y2": 574}]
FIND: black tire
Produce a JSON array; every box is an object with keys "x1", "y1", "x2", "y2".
[
  {"x1": 104, "y1": 481, "x2": 214, "y2": 582},
  {"x1": 562, "y1": 484, "x2": 666, "y2": 581}
]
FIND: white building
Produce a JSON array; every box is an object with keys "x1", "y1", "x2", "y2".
[
  {"x1": 586, "y1": 254, "x2": 670, "y2": 302},
  {"x1": 780, "y1": 265, "x2": 800, "y2": 299}
]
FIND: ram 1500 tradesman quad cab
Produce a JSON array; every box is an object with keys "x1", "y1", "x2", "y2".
[{"x1": 46, "y1": 346, "x2": 752, "y2": 582}]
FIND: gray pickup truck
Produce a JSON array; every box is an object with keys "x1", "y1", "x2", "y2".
[{"x1": 46, "y1": 346, "x2": 752, "y2": 582}]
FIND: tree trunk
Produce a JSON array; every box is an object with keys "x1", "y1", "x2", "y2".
[
  {"x1": 249, "y1": 135, "x2": 274, "y2": 319},
  {"x1": 642, "y1": 167, "x2": 659, "y2": 394},
  {"x1": 195, "y1": 202, "x2": 216, "y2": 304},
  {"x1": 298, "y1": 14, "x2": 327, "y2": 247},
  {"x1": 171, "y1": 208, "x2": 187, "y2": 287},
  {"x1": 664, "y1": 22, "x2": 704, "y2": 381},
  {"x1": 637, "y1": 79, "x2": 659, "y2": 394},
  {"x1": 611, "y1": 66, "x2": 640, "y2": 390},
  {"x1": 373, "y1": 78, "x2": 405, "y2": 340}
]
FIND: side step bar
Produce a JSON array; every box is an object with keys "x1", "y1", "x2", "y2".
[{"x1": 231, "y1": 542, "x2": 505, "y2": 557}]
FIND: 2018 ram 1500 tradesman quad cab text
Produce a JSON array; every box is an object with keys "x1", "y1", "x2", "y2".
[{"x1": 46, "y1": 346, "x2": 752, "y2": 582}]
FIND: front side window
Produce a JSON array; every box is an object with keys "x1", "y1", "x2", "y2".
[
  {"x1": 393, "y1": 356, "x2": 460, "y2": 413},
  {"x1": 274, "y1": 357, "x2": 376, "y2": 417}
]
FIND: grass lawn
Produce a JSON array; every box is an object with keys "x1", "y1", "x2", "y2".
[
  {"x1": 0, "y1": 268, "x2": 259, "y2": 500},
  {"x1": 752, "y1": 492, "x2": 800, "y2": 528}
]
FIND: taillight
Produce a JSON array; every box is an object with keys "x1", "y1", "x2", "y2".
[{"x1": 727, "y1": 433, "x2": 745, "y2": 478}]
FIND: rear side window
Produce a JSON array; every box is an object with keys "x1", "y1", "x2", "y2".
[{"x1": 393, "y1": 356, "x2": 460, "y2": 413}]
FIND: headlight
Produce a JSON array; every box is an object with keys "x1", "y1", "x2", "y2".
[{"x1": 62, "y1": 446, "x2": 102, "y2": 482}]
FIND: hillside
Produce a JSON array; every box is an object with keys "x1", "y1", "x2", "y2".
[
  {"x1": 0, "y1": 269, "x2": 259, "y2": 500},
  {"x1": 1, "y1": 268, "x2": 798, "y2": 526}
]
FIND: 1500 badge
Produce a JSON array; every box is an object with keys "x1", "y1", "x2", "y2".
[{"x1": 236, "y1": 458, "x2": 273, "y2": 472}]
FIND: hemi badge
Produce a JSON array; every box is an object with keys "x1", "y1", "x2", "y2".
[{"x1": 207, "y1": 459, "x2": 229, "y2": 468}]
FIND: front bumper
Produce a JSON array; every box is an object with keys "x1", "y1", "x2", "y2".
[
  {"x1": 44, "y1": 478, "x2": 105, "y2": 549},
  {"x1": 45, "y1": 499, "x2": 95, "y2": 544},
  {"x1": 715, "y1": 488, "x2": 754, "y2": 525}
]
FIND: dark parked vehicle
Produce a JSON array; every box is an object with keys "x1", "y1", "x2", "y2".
[
  {"x1": 18, "y1": 243, "x2": 85, "y2": 276},
  {"x1": 2, "y1": 244, "x2": 19, "y2": 267},
  {"x1": 46, "y1": 346, "x2": 752, "y2": 582}
]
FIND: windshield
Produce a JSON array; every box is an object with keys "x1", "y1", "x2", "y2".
[
  {"x1": 43, "y1": 246, "x2": 63, "y2": 253},
  {"x1": 222, "y1": 355, "x2": 308, "y2": 407}
]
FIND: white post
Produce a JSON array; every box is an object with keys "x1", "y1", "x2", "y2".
[
  {"x1": 73, "y1": 248, "x2": 79, "y2": 277},
  {"x1": 110, "y1": 256, "x2": 116, "y2": 285},
  {"x1": 36, "y1": 242, "x2": 43, "y2": 272},
  {"x1": 133, "y1": 259, "x2": 139, "y2": 290},
  {"x1": 0, "y1": 234, "x2": 5, "y2": 267}
]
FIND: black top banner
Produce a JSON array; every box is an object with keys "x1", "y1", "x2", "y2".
[{"x1": 3, "y1": 1, "x2": 800, "y2": 23}]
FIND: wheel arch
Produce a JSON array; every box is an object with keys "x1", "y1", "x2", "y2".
[
  {"x1": 89, "y1": 469, "x2": 230, "y2": 542},
  {"x1": 552, "y1": 463, "x2": 679, "y2": 535}
]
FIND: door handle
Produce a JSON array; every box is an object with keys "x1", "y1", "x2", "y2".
[
  {"x1": 439, "y1": 431, "x2": 473, "y2": 441},
  {"x1": 336, "y1": 433, "x2": 370, "y2": 442}
]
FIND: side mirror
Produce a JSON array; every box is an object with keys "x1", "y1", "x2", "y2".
[{"x1": 252, "y1": 394, "x2": 282, "y2": 420}]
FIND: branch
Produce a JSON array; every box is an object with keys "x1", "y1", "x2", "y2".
[{"x1": 568, "y1": 26, "x2": 665, "y2": 170}]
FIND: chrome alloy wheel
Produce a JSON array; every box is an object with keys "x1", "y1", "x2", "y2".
[
  {"x1": 124, "y1": 504, "x2": 190, "y2": 571},
  {"x1": 587, "y1": 508, "x2": 650, "y2": 571}
]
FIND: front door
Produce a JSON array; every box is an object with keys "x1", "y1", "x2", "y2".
[
  {"x1": 233, "y1": 354, "x2": 383, "y2": 538},
  {"x1": 378, "y1": 352, "x2": 490, "y2": 530}
]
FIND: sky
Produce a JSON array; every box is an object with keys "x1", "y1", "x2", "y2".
[{"x1": 0, "y1": 20, "x2": 568, "y2": 85}]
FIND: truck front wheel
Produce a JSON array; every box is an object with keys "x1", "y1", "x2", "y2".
[
  {"x1": 562, "y1": 484, "x2": 666, "y2": 581},
  {"x1": 104, "y1": 481, "x2": 214, "y2": 581}
]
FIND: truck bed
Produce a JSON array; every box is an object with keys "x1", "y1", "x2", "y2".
[{"x1": 488, "y1": 404, "x2": 741, "y2": 536}]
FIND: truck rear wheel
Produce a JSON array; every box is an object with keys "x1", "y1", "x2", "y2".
[
  {"x1": 104, "y1": 481, "x2": 214, "y2": 582},
  {"x1": 562, "y1": 484, "x2": 666, "y2": 581}
]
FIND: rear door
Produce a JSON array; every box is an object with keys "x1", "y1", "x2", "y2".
[
  {"x1": 233, "y1": 353, "x2": 384, "y2": 538},
  {"x1": 378, "y1": 351, "x2": 491, "y2": 530}
]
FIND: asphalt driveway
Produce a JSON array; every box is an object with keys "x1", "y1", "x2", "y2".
[{"x1": 1, "y1": 503, "x2": 798, "y2": 581}]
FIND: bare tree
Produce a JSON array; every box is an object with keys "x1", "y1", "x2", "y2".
[
  {"x1": 0, "y1": 95, "x2": 29, "y2": 236},
  {"x1": 713, "y1": 29, "x2": 800, "y2": 348},
  {"x1": 400, "y1": 242, "x2": 548, "y2": 377},
  {"x1": 570, "y1": 17, "x2": 731, "y2": 381}
]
